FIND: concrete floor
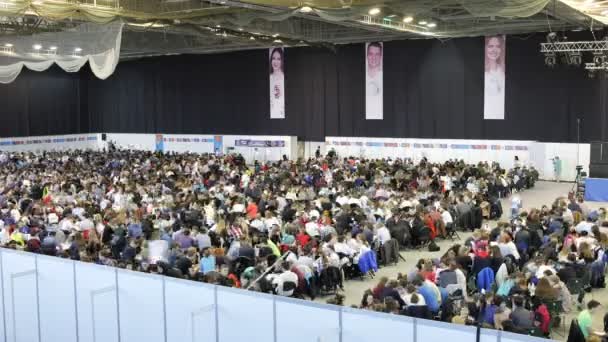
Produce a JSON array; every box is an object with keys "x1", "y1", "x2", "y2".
[{"x1": 319, "y1": 181, "x2": 608, "y2": 340}]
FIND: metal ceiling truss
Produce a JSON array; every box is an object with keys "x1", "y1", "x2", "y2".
[
  {"x1": 0, "y1": 0, "x2": 604, "y2": 59},
  {"x1": 541, "y1": 40, "x2": 608, "y2": 52}
]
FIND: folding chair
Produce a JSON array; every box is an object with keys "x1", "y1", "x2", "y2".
[
  {"x1": 445, "y1": 222, "x2": 461, "y2": 241},
  {"x1": 544, "y1": 300, "x2": 565, "y2": 337}
]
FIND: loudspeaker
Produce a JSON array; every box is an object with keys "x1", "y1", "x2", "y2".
[
  {"x1": 591, "y1": 142, "x2": 602, "y2": 163},
  {"x1": 590, "y1": 163, "x2": 608, "y2": 178},
  {"x1": 101, "y1": 133, "x2": 107, "y2": 141}
]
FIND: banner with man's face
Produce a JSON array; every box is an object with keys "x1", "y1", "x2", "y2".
[{"x1": 366, "y1": 42, "x2": 383, "y2": 120}]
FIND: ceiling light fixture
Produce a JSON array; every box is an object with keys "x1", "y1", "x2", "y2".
[
  {"x1": 33, "y1": 44, "x2": 42, "y2": 50},
  {"x1": 249, "y1": 36, "x2": 255, "y2": 40},
  {"x1": 4, "y1": 43, "x2": 13, "y2": 47},
  {"x1": 418, "y1": 20, "x2": 427, "y2": 25},
  {"x1": 403, "y1": 16, "x2": 413, "y2": 23},
  {"x1": 272, "y1": 33, "x2": 279, "y2": 37},
  {"x1": 300, "y1": 6, "x2": 313, "y2": 13},
  {"x1": 74, "y1": 47, "x2": 82, "y2": 52},
  {"x1": 427, "y1": 22, "x2": 437, "y2": 28},
  {"x1": 49, "y1": 46, "x2": 57, "y2": 50},
  {"x1": 368, "y1": 8, "x2": 381, "y2": 15},
  {"x1": 273, "y1": 39, "x2": 283, "y2": 43}
]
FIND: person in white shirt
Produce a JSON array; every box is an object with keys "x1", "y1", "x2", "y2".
[
  {"x1": 375, "y1": 222, "x2": 391, "y2": 245},
  {"x1": 498, "y1": 232, "x2": 520, "y2": 260},
  {"x1": 440, "y1": 207, "x2": 453, "y2": 225},
  {"x1": 333, "y1": 235, "x2": 355, "y2": 257},
  {"x1": 575, "y1": 219, "x2": 594, "y2": 235}
]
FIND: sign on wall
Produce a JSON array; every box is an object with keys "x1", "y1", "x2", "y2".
[
  {"x1": 269, "y1": 47, "x2": 285, "y2": 119},
  {"x1": 235, "y1": 139, "x2": 285, "y2": 147},
  {"x1": 484, "y1": 35, "x2": 506, "y2": 120},
  {"x1": 365, "y1": 42, "x2": 383, "y2": 120}
]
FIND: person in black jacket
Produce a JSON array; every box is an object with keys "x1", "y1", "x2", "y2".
[{"x1": 379, "y1": 279, "x2": 406, "y2": 310}]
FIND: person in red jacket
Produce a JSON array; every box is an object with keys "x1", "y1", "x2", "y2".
[
  {"x1": 532, "y1": 298, "x2": 550, "y2": 336},
  {"x1": 295, "y1": 225, "x2": 310, "y2": 247}
]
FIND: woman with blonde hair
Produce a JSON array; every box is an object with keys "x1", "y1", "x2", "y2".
[{"x1": 534, "y1": 277, "x2": 559, "y2": 302}]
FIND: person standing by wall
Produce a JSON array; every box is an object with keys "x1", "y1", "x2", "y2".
[{"x1": 552, "y1": 156, "x2": 562, "y2": 183}]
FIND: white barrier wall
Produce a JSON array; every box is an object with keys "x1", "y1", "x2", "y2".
[
  {"x1": 102, "y1": 133, "x2": 297, "y2": 163},
  {"x1": 301, "y1": 141, "x2": 326, "y2": 160},
  {"x1": 0, "y1": 133, "x2": 102, "y2": 152},
  {"x1": 326, "y1": 137, "x2": 534, "y2": 170},
  {"x1": 105, "y1": 133, "x2": 157, "y2": 151},
  {"x1": 0, "y1": 248, "x2": 548, "y2": 342},
  {"x1": 539, "y1": 143, "x2": 590, "y2": 182},
  {"x1": 325, "y1": 137, "x2": 590, "y2": 182}
]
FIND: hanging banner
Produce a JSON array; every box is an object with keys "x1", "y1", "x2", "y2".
[
  {"x1": 269, "y1": 47, "x2": 285, "y2": 119},
  {"x1": 484, "y1": 35, "x2": 506, "y2": 120},
  {"x1": 366, "y1": 42, "x2": 383, "y2": 120}
]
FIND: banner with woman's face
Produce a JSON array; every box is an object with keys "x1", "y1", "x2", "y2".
[
  {"x1": 269, "y1": 47, "x2": 285, "y2": 119},
  {"x1": 484, "y1": 35, "x2": 506, "y2": 120},
  {"x1": 366, "y1": 42, "x2": 383, "y2": 120}
]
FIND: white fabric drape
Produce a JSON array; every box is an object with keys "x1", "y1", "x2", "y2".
[{"x1": 0, "y1": 21, "x2": 123, "y2": 84}]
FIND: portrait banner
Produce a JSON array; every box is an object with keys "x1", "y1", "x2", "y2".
[
  {"x1": 269, "y1": 47, "x2": 285, "y2": 119},
  {"x1": 365, "y1": 42, "x2": 383, "y2": 120},
  {"x1": 484, "y1": 35, "x2": 506, "y2": 120}
]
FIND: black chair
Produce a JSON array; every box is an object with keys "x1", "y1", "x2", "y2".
[
  {"x1": 414, "y1": 226, "x2": 432, "y2": 249},
  {"x1": 567, "y1": 319, "x2": 585, "y2": 342},
  {"x1": 230, "y1": 256, "x2": 254, "y2": 278},
  {"x1": 470, "y1": 207, "x2": 483, "y2": 230},
  {"x1": 445, "y1": 222, "x2": 460, "y2": 241}
]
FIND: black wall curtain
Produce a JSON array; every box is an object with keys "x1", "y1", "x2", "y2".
[
  {"x1": 0, "y1": 32, "x2": 603, "y2": 142},
  {"x1": 0, "y1": 66, "x2": 81, "y2": 138}
]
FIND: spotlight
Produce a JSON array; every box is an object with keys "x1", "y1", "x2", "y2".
[
  {"x1": 427, "y1": 22, "x2": 436, "y2": 28},
  {"x1": 33, "y1": 44, "x2": 42, "y2": 50},
  {"x1": 273, "y1": 39, "x2": 283, "y2": 43},
  {"x1": 74, "y1": 47, "x2": 82, "y2": 53},
  {"x1": 418, "y1": 20, "x2": 428, "y2": 25},
  {"x1": 569, "y1": 51, "x2": 582, "y2": 66},
  {"x1": 368, "y1": 7, "x2": 380, "y2": 15},
  {"x1": 402, "y1": 16, "x2": 413, "y2": 23},
  {"x1": 544, "y1": 52, "x2": 556, "y2": 67},
  {"x1": 272, "y1": 33, "x2": 279, "y2": 38},
  {"x1": 547, "y1": 32, "x2": 558, "y2": 43},
  {"x1": 4, "y1": 43, "x2": 12, "y2": 47},
  {"x1": 49, "y1": 46, "x2": 57, "y2": 51},
  {"x1": 593, "y1": 51, "x2": 605, "y2": 65},
  {"x1": 300, "y1": 6, "x2": 313, "y2": 13}
]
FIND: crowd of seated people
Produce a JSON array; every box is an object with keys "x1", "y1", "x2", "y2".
[
  {"x1": 357, "y1": 194, "x2": 608, "y2": 340},
  {"x1": 0, "y1": 149, "x2": 541, "y2": 327}
]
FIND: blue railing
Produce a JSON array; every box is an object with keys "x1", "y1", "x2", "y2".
[{"x1": 0, "y1": 248, "x2": 553, "y2": 342}]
